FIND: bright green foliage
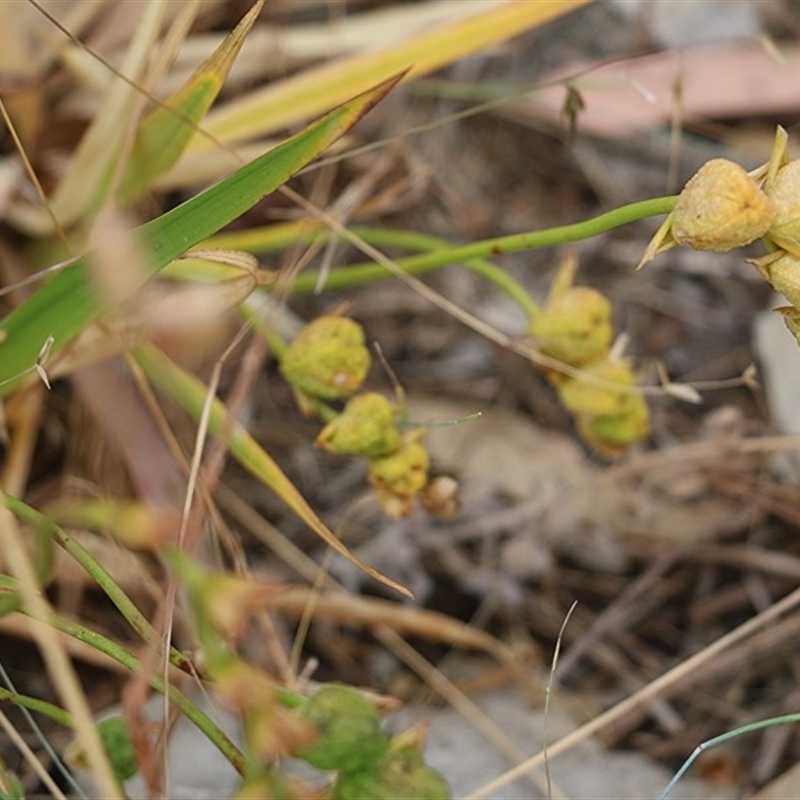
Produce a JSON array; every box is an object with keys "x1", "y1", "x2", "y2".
[
  {"x1": 293, "y1": 685, "x2": 450, "y2": 799},
  {"x1": 97, "y1": 716, "x2": 139, "y2": 783},
  {"x1": 68, "y1": 716, "x2": 138, "y2": 783},
  {"x1": 117, "y1": 1, "x2": 265, "y2": 205},
  {"x1": 0, "y1": 75, "x2": 402, "y2": 394}
]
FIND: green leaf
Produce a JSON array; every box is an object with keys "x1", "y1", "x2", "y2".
[
  {"x1": 0, "y1": 73, "x2": 403, "y2": 394},
  {"x1": 117, "y1": 0, "x2": 265, "y2": 205}
]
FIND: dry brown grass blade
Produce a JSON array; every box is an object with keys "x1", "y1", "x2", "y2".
[
  {"x1": 41, "y1": 0, "x2": 171, "y2": 232},
  {"x1": 216, "y1": 484, "x2": 552, "y2": 794},
  {"x1": 271, "y1": 587, "x2": 504, "y2": 653},
  {"x1": 0, "y1": 706, "x2": 66, "y2": 799},
  {"x1": 192, "y1": 0, "x2": 591, "y2": 149},
  {"x1": 467, "y1": 584, "x2": 800, "y2": 799}
]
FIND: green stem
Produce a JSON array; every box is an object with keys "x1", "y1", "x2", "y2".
[
  {"x1": 290, "y1": 197, "x2": 678, "y2": 294},
  {"x1": 1, "y1": 494, "x2": 195, "y2": 675},
  {"x1": 209, "y1": 196, "x2": 676, "y2": 314},
  {"x1": 214, "y1": 221, "x2": 541, "y2": 315},
  {"x1": 45, "y1": 613, "x2": 247, "y2": 776},
  {"x1": 340, "y1": 227, "x2": 541, "y2": 316},
  {"x1": 0, "y1": 685, "x2": 74, "y2": 729},
  {"x1": 658, "y1": 712, "x2": 800, "y2": 800},
  {"x1": 0, "y1": 592, "x2": 247, "y2": 774},
  {"x1": 3, "y1": 495, "x2": 247, "y2": 774}
]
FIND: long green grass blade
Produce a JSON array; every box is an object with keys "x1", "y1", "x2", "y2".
[
  {"x1": 117, "y1": 0, "x2": 265, "y2": 205},
  {"x1": 0, "y1": 74, "x2": 403, "y2": 394},
  {"x1": 134, "y1": 343, "x2": 412, "y2": 598}
]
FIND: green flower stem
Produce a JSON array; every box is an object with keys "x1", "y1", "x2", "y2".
[
  {"x1": 209, "y1": 196, "x2": 676, "y2": 313},
  {"x1": 0, "y1": 686, "x2": 74, "y2": 729},
  {"x1": 215, "y1": 221, "x2": 540, "y2": 315},
  {"x1": 1, "y1": 494, "x2": 195, "y2": 675},
  {"x1": 44, "y1": 613, "x2": 247, "y2": 776},
  {"x1": 0, "y1": 565, "x2": 246, "y2": 773},
  {"x1": 290, "y1": 197, "x2": 678, "y2": 295},
  {"x1": 235, "y1": 197, "x2": 676, "y2": 424},
  {"x1": 344, "y1": 227, "x2": 541, "y2": 317}
]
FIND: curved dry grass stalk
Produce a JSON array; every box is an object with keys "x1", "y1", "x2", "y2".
[{"x1": 468, "y1": 583, "x2": 800, "y2": 799}]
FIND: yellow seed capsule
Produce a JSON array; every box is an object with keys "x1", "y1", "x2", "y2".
[
  {"x1": 280, "y1": 315, "x2": 370, "y2": 401},
  {"x1": 557, "y1": 359, "x2": 637, "y2": 417},
  {"x1": 368, "y1": 438, "x2": 429, "y2": 518},
  {"x1": 555, "y1": 358, "x2": 649, "y2": 457},
  {"x1": 765, "y1": 160, "x2": 800, "y2": 254},
  {"x1": 578, "y1": 393, "x2": 650, "y2": 458},
  {"x1": 775, "y1": 306, "x2": 800, "y2": 347},
  {"x1": 316, "y1": 392, "x2": 401, "y2": 458},
  {"x1": 672, "y1": 158, "x2": 775, "y2": 251},
  {"x1": 528, "y1": 286, "x2": 613, "y2": 365},
  {"x1": 759, "y1": 252, "x2": 800, "y2": 308}
]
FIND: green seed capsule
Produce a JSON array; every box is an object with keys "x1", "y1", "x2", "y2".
[
  {"x1": 317, "y1": 392, "x2": 402, "y2": 458},
  {"x1": 557, "y1": 359, "x2": 637, "y2": 417},
  {"x1": 333, "y1": 747, "x2": 450, "y2": 800},
  {"x1": 280, "y1": 316, "x2": 370, "y2": 400},
  {"x1": 297, "y1": 685, "x2": 389, "y2": 774}
]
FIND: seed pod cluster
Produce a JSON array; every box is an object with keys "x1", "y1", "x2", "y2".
[
  {"x1": 282, "y1": 316, "x2": 458, "y2": 518},
  {"x1": 528, "y1": 260, "x2": 649, "y2": 458},
  {"x1": 640, "y1": 127, "x2": 800, "y2": 347},
  {"x1": 294, "y1": 685, "x2": 450, "y2": 800},
  {"x1": 317, "y1": 395, "x2": 445, "y2": 519},
  {"x1": 753, "y1": 131, "x2": 800, "y2": 342}
]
